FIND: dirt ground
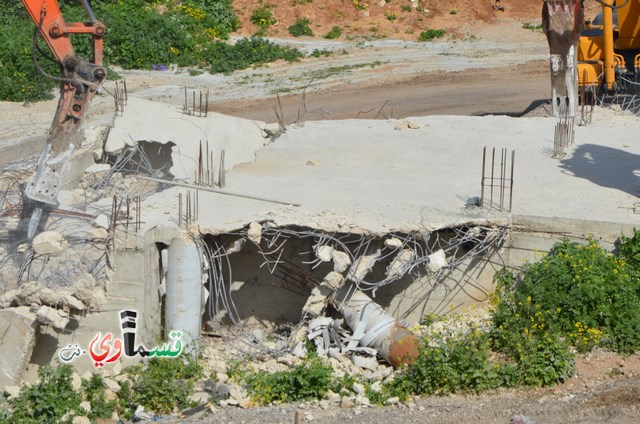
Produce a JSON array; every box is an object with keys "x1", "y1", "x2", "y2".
[{"x1": 230, "y1": 0, "x2": 600, "y2": 41}]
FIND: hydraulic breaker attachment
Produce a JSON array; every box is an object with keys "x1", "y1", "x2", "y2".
[
  {"x1": 542, "y1": 0, "x2": 584, "y2": 117},
  {"x1": 21, "y1": 0, "x2": 106, "y2": 238}
]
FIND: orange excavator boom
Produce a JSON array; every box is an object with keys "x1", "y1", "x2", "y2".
[{"x1": 20, "y1": 0, "x2": 107, "y2": 238}]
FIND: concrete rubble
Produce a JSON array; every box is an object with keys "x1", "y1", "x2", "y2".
[
  {"x1": 0, "y1": 307, "x2": 38, "y2": 388},
  {"x1": 1, "y1": 79, "x2": 639, "y2": 394}
]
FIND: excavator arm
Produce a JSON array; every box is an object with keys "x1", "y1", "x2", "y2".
[
  {"x1": 21, "y1": 0, "x2": 107, "y2": 238},
  {"x1": 542, "y1": 0, "x2": 585, "y2": 117}
]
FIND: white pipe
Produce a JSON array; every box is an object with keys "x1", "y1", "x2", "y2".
[
  {"x1": 166, "y1": 237, "x2": 202, "y2": 356},
  {"x1": 333, "y1": 284, "x2": 418, "y2": 367}
]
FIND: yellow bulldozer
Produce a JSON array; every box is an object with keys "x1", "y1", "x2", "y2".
[{"x1": 543, "y1": 0, "x2": 640, "y2": 116}]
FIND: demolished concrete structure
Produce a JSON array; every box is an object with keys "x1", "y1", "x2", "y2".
[{"x1": 1, "y1": 82, "x2": 640, "y2": 388}]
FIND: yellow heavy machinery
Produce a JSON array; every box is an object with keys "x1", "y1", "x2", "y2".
[{"x1": 543, "y1": 0, "x2": 640, "y2": 116}]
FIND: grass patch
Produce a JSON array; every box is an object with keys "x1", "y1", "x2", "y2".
[{"x1": 417, "y1": 29, "x2": 445, "y2": 41}]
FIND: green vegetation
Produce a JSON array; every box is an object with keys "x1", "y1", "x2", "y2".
[
  {"x1": 417, "y1": 29, "x2": 446, "y2": 41},
  {"x1": 2, "y1": 357, "x2": 204, "y2": 421},
  {"x1": 243, "y1": 356, "x2": 338, "y2": 404},
  {"x1": 4, "y1": 365, "x2": 82, "y2": 424},
  {"x1": 0, "y1": 0, "x2": 302, "y2": 102},
  {"x1": 384, "y1": 232, "x2": 640, "y2": 399},
  {"x1": 522, "y1": 22, "x2": 543, "y2": 31},
  {"x1": 203, "y1": 37, "x2": 302, "y2": 75},
  {"x1": 385, "y1": 11, "x2": 398, "y2": 21},
  {"x1": 310, "y1": 49, "x2": 332, "y2": 58},
  {"x1": 124, "y1": 357, "x2": 204, "y2": 415},
  {"x1": 82, "y1": 374, "x2": 117, "y2": 421},
  {"x1": 324, "y1": 25, "x2": 343, "y2": 39},
  {"x1": 288, "y1": 17, "x2": 314, "y2": 37},
  {"x1": 251, "y1": 5, "x2": 277, "y2": 35},
  {"x1": 495, "y1": 237, "x2": 640, "y2": 354}
]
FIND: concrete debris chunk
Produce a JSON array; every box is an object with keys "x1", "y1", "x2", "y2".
[
  {"x1": 94, "y1": 214, "x2": 110, "y2": 229},
  {"x1": 292, "y1": 341, "x2": 307, "y2": 358},
  {"x1": 32, "y1": 230, "x2": 68, "y2": 256},
  {"x1": 347, "y1": 250, "x2": 381, "y2": 283},
  {"x1": 4, "y1": 385, "x2": 20, "y2": 400},
  {"x1": 394, "y1": 120, "x2": 420, "y2": 130},
  {"x1": 104, "y1": 378, "x2": 121, "y2": 393},
  {"x1": 247, "y1": 222, "x2": 262, "y2": 245},
  {"x1": 332, "y1": 249, "x2": 351, "y2": 273},
  {"x1": 314, "y1": 245, "x2": 334, "y2": 262},
  {"x1": 352, "y1": 382, "x2": 366, "y2": 396},
  {"x1": 14, "y1": 281, "x2": 42, "y2": 306},
  {"x1": 72, "y1": 372, "x2": 83, "y2": 391},
  {"x1": 72, "y1": 416, "x2": 91, "y2": 424},
  {"x1": 0, "y1": 307, "x2": 37, "y2": 388},
  {"x1": 387, "y1": 248, "x2": 415, "y2": 280},
  {"x1": 384, "y1": 237, "x2": 403, "y2": 248},
  {"x1": 302, "y1": 285, "x2": 333, "y2": 317},
  {"x1": 79, "y1": 401, "x2": 92, "y2": 413},
  {"x1": 228, "y1": 384, "x2": 247, "y2": 401},
  {"x1": 36, "y1": 305, "x2": 70, "y2": 330},
  {"x1": 352, "y1": 354, "x2": 379, "y2": 371},
  {"x1": 39, "y1": 287, "x2": 60, "y2": 306},
  {"x1": 226, "y1": 238, "x2": 246, "y2": 254},
  {"x1": 62, "y1": 294, "x2": 86, "y2": 311},
  {"x1": 89, "y1": 227, "x2": 109, "y2": 240},
  {"x1": 0, "y1": 289, "x2": 17, "y2": 308},
  {"x1": 322, "y1": 271, "x2": 345, "y2": 291},
  {"x1": 427, "y1": 249, "x2": 448, "y2": 272}
]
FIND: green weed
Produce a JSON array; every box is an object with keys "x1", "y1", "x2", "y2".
[
  {"x1": 417, "y1": 29, "x2": 445, "y2": 41},
  {"x1": 244, "y1": 356, "x2": 335, "y2": 404},
  {"x1": 325, "y1": 26, "x2": 343, "y2": 39},
  {"x1": 124, "y1": 357, "x2": 204, "y2": 415},
  {"x1": 522, "y1": 22, "x2": 542, "y2": 31},
  {"x1": 288, "y1": 17, "x2": 314, "y2": 37}
]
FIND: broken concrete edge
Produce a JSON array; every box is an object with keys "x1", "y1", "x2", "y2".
[
  {"x1": 512, "y1": 214, "x2": 637, "y2": 245},
  {"x1": 193, "y1": 215, "x2": 512, "y2": 240}
]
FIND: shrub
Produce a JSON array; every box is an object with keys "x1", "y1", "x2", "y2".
[
  {"x1": 387, "y1": 329, "x2": 499, "y2": 399},
  {"x1": 7, "y1": 365, "x2": 82, "y2": 424},
  {"x1": 0, "y1": 9, "x2": 58, "y2": 102},
  {"x1": 324, "y1": 25, "x2": 342, "y2": 39},
  {"x1": 417, "y1": 29, "x2": 445, "y2": 41},
  {"x1": 203, "y1": 37, "x2": 302, "y2": 74},
  {"x1": 244, "y1": 356, "x2": 335, "y2": 404},
  {"x1": 251, "y1": 6, "x2": 277, "y2": 29},
  {"x1": 491, "y1": 288, "x2": 575, "y2": 385},
  {"x1": 494, "y1": 238, "x2": 640, "y2": 353},
  {"x1": 310, "y1": 49, "x2": 332, "y2": 58},
  {"x1": 124, "y1": 357, "x2": 203, "y2": 414},
  {"x1": 385, "y1": 11, "x2": 398, "y2": 21},
  {"x1": 288, "y1": 17, "x2": 314, "y2": 37},
  {"x1": 82, "y1": 374, "x2": 116, "y2": 421}
]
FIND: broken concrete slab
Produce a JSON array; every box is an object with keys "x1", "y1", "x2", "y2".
[
  {"x1": 32, "y1": 230, "x2": 68, "y2": 256},
  {"x1": 0, "y1": 307, "x2": 38, "y2": 389},
  {"x1": 105, "y1": 98, "x2": 269, "y2": 180}
]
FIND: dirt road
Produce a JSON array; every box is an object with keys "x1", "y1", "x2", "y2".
[{"x1": 212, "y1": 60, "x2": 550, "y2": 123}]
